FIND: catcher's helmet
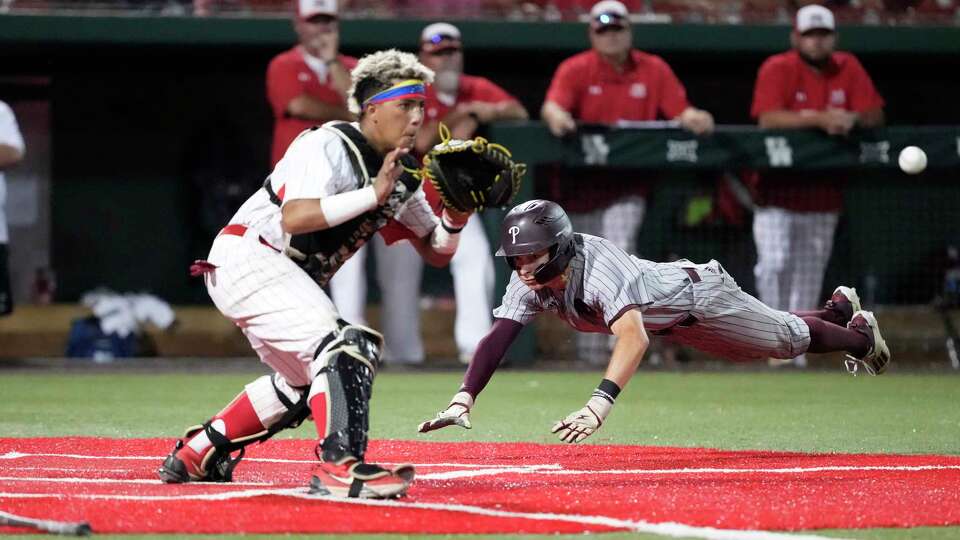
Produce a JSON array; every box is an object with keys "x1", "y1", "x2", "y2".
[{"x1": 495, "y1": 199, "x2": 575, "y2": 284}]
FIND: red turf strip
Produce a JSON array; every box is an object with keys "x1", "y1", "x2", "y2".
[{"x1": 0, "y1": 437, "x2": 958, "y2": 534}]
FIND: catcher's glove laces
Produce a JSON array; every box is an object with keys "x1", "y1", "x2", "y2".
[{"x1": 421, "y1": 123, "x2": 526, "y2": 212}]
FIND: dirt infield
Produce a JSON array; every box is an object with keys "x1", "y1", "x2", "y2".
[{"x1": 1, "y1": 438, "x2": 959, "y2": 537}]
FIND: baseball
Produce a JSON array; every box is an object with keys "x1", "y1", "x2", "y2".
[{"x1": 898, "y1": 146, "x2": 927, "y2": 175}]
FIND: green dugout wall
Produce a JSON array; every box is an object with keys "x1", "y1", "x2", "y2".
[{"x1": 0, "y1": 14, "x2": 958, "y2": 363}]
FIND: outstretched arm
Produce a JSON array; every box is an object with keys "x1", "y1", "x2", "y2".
[
  {"x1": 417, "y1": 318, "x2": 525, "y2": 433},
  {"x1": 552, "y1": 309, "x2": 648, "y2": 443}
]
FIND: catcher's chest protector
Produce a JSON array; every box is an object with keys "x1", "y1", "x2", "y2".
[{"x1": 264, "y1": 122, "x2": 421, "y2": 287}]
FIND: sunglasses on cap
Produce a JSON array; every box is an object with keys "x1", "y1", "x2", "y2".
[
  {"x1": 427, "y1": 33, "x2": 458, "y2": 45},
  {"x1": 304, "y1": 14, "x2": 337, "y2": 24},
  {"x1": 592, "y1": 13, "x2": 626, "y2": 33}
]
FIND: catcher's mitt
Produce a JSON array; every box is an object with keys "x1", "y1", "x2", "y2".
[{"x1": 421, "y1": 124, "x2": 526, "y2": 212}]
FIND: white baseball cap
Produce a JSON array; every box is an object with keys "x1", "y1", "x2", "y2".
[
  {"x1": 296, "y1": 0, "x2": 337, "y2": 20},
  {"x1": 590, "y1": 0, "x2": 629, "y2": 29},
  {"x1": 420, "y1": 22, "x2": 462, "y2": 53},
  {"x1": 796, "y1": 4, "x2": 835, "y2": 33}
]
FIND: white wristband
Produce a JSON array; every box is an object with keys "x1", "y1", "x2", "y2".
[
  {"x1": 430, "y1": 216, "x2": 461, "y2": 255},
  {"x1": 318, "y1": 186, "x2": 378, "y2": 228}
]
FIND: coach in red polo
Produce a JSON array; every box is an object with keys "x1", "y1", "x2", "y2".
[
  {"x1": 266, "y1": 0, "x2": 358, "y2": 167},
  {"x1": 750, "y1": 4, "x2": 884, "y2": 367},
  {"x1": 541, "y1": 0, "x2": 713, "y2": 363}
]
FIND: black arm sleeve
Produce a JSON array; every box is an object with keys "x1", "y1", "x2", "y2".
[{"x1": 460, "y1": 318, "x2": 524, "y2": 399}]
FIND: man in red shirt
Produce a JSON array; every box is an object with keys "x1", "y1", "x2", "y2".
[
  {"x1": 264, "y1": 0, "x2": 371, "y2": 355},
  {"x1": 750, "y1": 4, "x2": 884, "y2": 367},
  {"x1": 368, "y1": 22, "x2": 529, "y2": 365},
  {"x1": 265, "y1": 0, "x2": 357, "y2": 168},
  {"x1": 541, "y1": 0, "x2": 713, "y2": 363}
]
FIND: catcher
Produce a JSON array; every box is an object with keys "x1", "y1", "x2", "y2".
[
  {"x1": 157, "y1": 49, "x2": 524, "y2": 499},
  {"x1": 418, "y1": 199, "x2": 890, "y2": 444}
]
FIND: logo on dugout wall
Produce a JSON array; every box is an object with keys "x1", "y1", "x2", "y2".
[
  {"x1": 666, "y1": 139, "x2": 698, "y2": 163},
  {"x1": 859, "y1": 141, "x2": 890, "y2": 164},
  {"x1": 581, "y1": 134, "x2": 610, "y2": 165},
  {"x1": 764, "y1": 137, "x2": 793, "y2": 167}
]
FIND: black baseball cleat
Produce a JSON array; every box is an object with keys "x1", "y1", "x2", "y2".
[{"x1": 157, "y1": 440, "x2": 191, "y2": 484}]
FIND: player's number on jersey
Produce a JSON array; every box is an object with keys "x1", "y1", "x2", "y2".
[{"x1": 581, "y1": 134, "x2": 610, "y2": 166}]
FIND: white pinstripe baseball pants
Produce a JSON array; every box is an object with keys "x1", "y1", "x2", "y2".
[
  {"x1": 664, "y1": 260, "x2": 812, "y2": 361},
  {"x1": 204, "y1": 230, "x2": 341, "y2": 388}
]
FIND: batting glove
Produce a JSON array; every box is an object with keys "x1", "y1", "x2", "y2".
[
  {"x1": 551, "y1": 395, "x2": 613, "y2": 443},
  {"x1": 417, "y1": 391, "x2": 474, "y2": 433}
]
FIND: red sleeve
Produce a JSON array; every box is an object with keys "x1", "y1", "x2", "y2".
[
  {"x1": 340, "y1": 55, "x2": 358, "y2": 71},
  {"x1": 653, "y1": 57, "x2": 691, "y2": 119},
  {"x1": 751, "y1": 56, "x2": 788, "y2": 118},
  {"x1": 266, "y1": 53, "x2": 302, "y2": 119},
  {"x1": 544, "y1": 56, "x2": 583, "y2": 113},
  {"x1": 845, "y1": 55, "x2": 885, "y2": 113},
  {"x1": 378, "y1": 219, "x2": 420, "y2": 245},
  {"x1": 469, "y1": 77, "x2": 519, "y2": 105}
]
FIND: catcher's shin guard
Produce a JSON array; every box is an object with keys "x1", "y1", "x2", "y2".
[{"x1": 310, "y1": 323, "x2": 384, "y2": 461}]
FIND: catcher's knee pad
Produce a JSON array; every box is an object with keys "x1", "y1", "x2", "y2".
[{"x1": 310, "y1": 324, "x2": 384, "y2": 462}]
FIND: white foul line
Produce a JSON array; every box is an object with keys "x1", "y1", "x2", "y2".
[
  {"x1": 0, "y1": 451, "x2": 534, "y2": 468},
  {"x1": 0, "y1": 486, "x2": 846, "y2": 540},
  {"x1": 0, "y1": 476, "x2": 271, "y2": 487}
]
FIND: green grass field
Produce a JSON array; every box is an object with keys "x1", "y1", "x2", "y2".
[{"x1": 2, "y1": 368, "x2": 959, "y2": 539}]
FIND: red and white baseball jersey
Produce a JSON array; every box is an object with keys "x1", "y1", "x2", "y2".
[
  {"x1": 232, "y1": 123, "x2": 439, "y2": 253},
  {"x1": 546, "y1": 49, "x2": 690, "y2": 125},
  {"x1": 544, "y1": 49, "x2": 691, "y2": 212},
  {"x1": 423, "y1": 74, "x2": 518, "y2": 125},
  {"x1": 750, "y1": 50, "x2": 884, "y2": 212},
  {"x1": 266, "y1": 46, "x2": 358, "y2": 167}
]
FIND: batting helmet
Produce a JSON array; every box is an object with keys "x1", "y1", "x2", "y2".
[{"x1": 495, "y1": 199, "x2": 575, "y2": 284}]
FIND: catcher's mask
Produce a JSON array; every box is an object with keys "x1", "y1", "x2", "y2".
[{"x1": 495, "y1": 199, "x2": 575, "y2": 284}]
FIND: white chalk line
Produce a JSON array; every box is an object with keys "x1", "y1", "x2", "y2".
[
  {"x1": 4, "y1": 451, "x2": 958, "y2": 479},
  {"x1": 0, "y1": 451, "x2": 528, "y2": 468},
  {"x1": 0, "y1": 476, "x2": 271, "y2": 486},
  {"x1": 0, "y1": 486, "x2": 845, "y2": 540}
]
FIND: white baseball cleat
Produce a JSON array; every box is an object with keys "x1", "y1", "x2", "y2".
[
  {"x1": 826, "y1": 285, "x2": 862, "y2": 325},
  {"x1": 845, "y1": 310, "x2": 890, "y2": 376}
]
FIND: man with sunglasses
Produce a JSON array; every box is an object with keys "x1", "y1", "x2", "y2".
[
  {"x1": 541, "y1": 0, "x2": 714, "y2": 364},
  {"x1": 749, "y1": 4, "x2": 884, "y2": 368},
  {"x1": 413, "y1": 22, "x2": 528, "y2": 365},
  {"x1": 266, "y1": 0, "x2": 357, "y2": 167}
]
